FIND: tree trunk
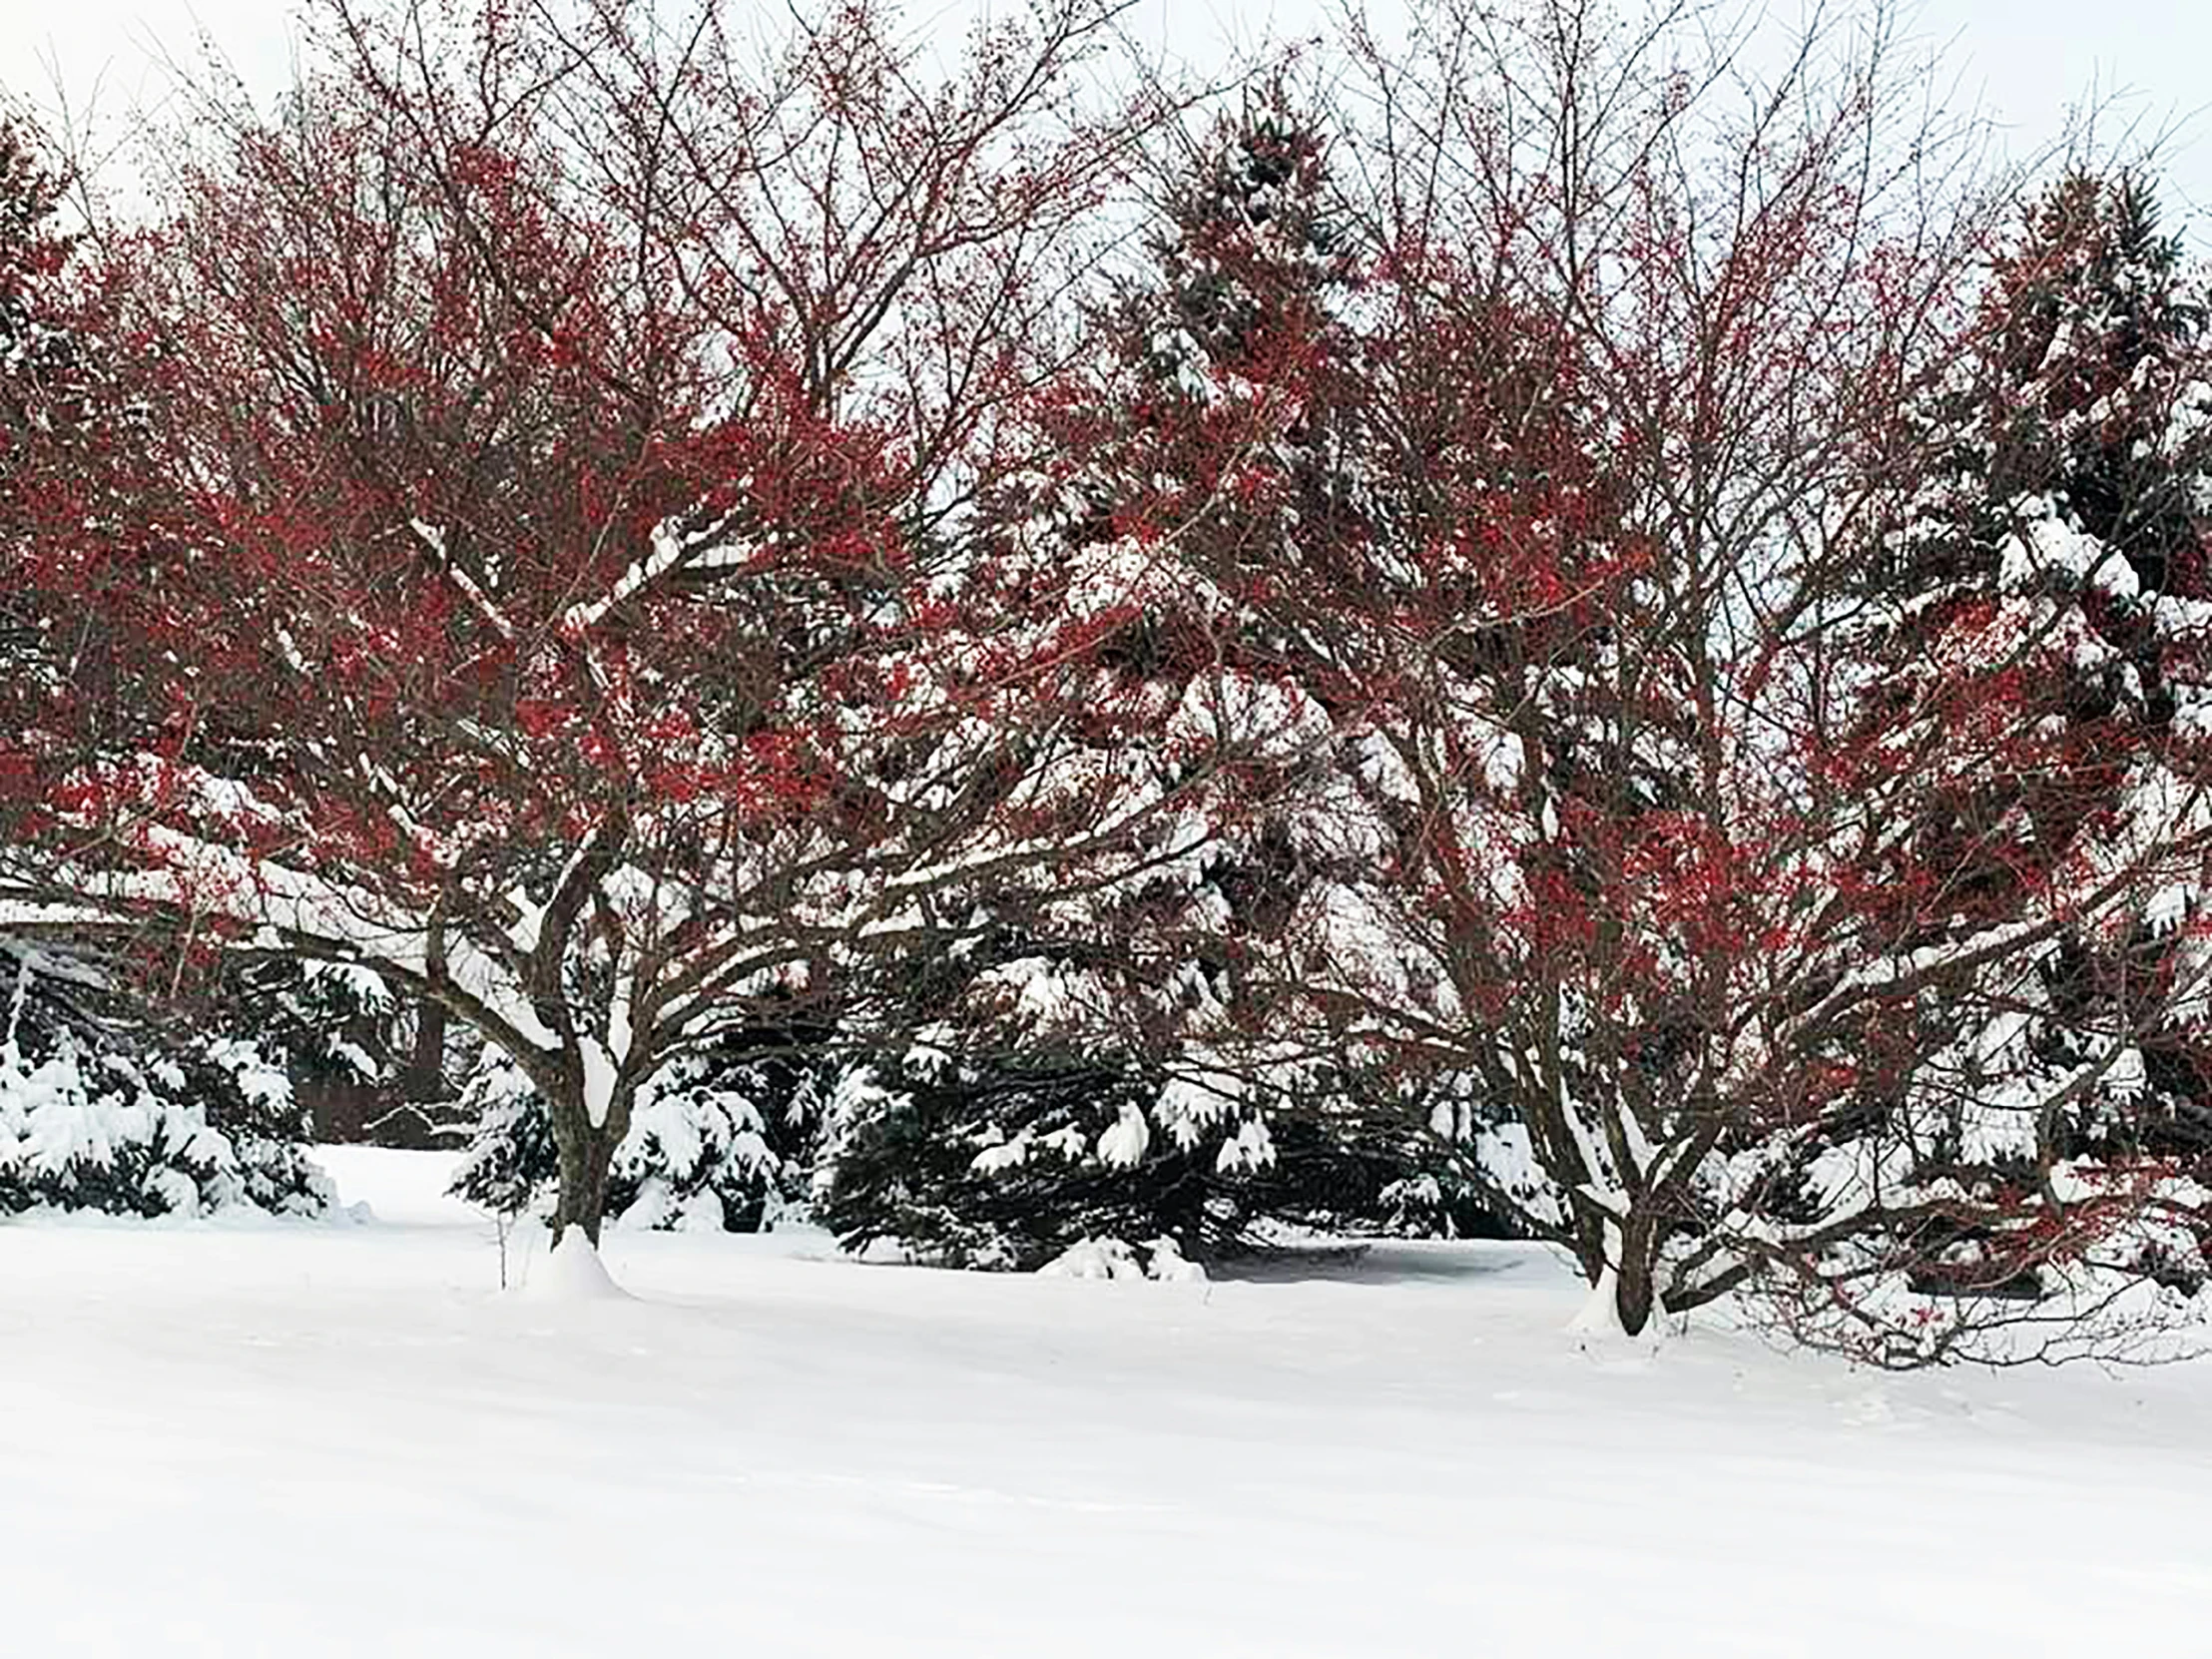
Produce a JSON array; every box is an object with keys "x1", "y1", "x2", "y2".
[
  {"x1": 1569, "y1": 1210, "x2": 1663, "y2": 1339},
  {"x1": 1612, "y1": 1211, "x2": 1659, "y2": 1338},
  {"x1": 403, "y1": 999, "x2": 447, "y2": 1105},
  {"x1": 548, "y1": 1084, "x2": 628, "y2": 1248}
]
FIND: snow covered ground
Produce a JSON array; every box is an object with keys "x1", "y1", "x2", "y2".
[{"x1": 5, "y1": 1149, "x2": 2210, "y2": 1657}]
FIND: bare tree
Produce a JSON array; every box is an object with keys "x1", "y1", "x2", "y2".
[
  {"x1": 1209, "y1": 0, "x2": 2212, "y2": 1361},
  {"x1": 0, "y1": 0, "x2": 1253, "y2": 1256}
]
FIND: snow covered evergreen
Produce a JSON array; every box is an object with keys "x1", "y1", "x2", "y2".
[
  {"x1": 818, "y1": 1046, "x2": 1501, "y2": 1271},
  {"x1": 1815, "y1": 171, "x2": 2212, "y2": 1326},
  {"x1": 449, "y1": 1033, "x2": 816, "y2": 1232},
  {"x1": 0, "y1": 938, "x2": 331, "y2": 1217},
  {"x1": 812, "y1": 91, "x2": 1491, "y2": 1271},
  {"x1": 224, "y1": 957, "x2": 466, "y2": 1145}
]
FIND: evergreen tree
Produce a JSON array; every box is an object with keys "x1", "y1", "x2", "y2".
[
  {"x1": 1836, "y1": 169, "x2": 2212, "y2": 1307},
  {"x1": 1, "y1": 121, "x2": 81, "y2": 827},
  {"x1": 815, "y1": 89, "x2": 1493, "y2": 1270},
  {"x1": 224, "y1": 958, "x2": 464, "y2": 1145},
  {"x1": 0, "y1": 936, "x2": 332, "y2": 1217},
  {"x1": 448, "y1": 1021, "x2": 820, "y2": 1232},
  {"x1": 0, "y1": 121, "x2": 73, "y2": 462}
]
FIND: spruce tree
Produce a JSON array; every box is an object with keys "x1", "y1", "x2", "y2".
[
  {"x1": 0, "y1": 937, "x2": 332, "y2": 1217},
  {"x1": 1844, "y1": 170, "x2": 2212, "y2": 1299},
  {"x1": 1, "y1": 122, "x2": 77, "y2": 809},
  {"x1": 816, "y1": 89, "x2": 1495, "y2": 1270},
  {"x1": 449, "y1": 1020, "x2": 821, "y2": 1233}
]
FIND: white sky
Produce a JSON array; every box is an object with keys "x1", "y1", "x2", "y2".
[{"x1": 2, "y1": 0, "x2": 2205, "y2": 225}]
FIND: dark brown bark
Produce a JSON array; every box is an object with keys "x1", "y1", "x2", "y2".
[
  {"x1": 547, "y1": 1081, "x2": 631, "y2": 1248},
  {"x1": 1612, "y1": 1213, "x2": 1660, "y2": 1338},
  {"x1": 403, "y1": 998, "x2": 447, "y2": 1104}
]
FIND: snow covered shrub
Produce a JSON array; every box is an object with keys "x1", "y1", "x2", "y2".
[
  {"x1": 0, "y1": 940, "x2": 331, "y2": 1218},
  {"x1": 813, "y1": 1035, "x2": 1497, "y2": 1270},
  {"x1": 443, "y1": 1052, "x2": 552, "y2": 1221},
  {"x1": 448, "y1": 1036, "x2": 816, "y2": 1232},
  {"x1": 815, "y1": 1054, "x2": 1248, "y2": 1270},
  {"x1": 226, "y1": 958, "x2": 465, "y2": 1146}
]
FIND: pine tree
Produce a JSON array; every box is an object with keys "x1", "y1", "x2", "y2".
[
  {"x1": 1, "y1": 122, "x2": 79, "y2": 827},
  {"x1": 0, "y1": 122, "x2": 73, "y2": 456},
  {"x1": 814, "y1": 89, "x2": 1494, "y2": 1270},
  {"x1": 222, "y1": 958, "x2": 464, "y2": 1146},
  {"x1": 448, "y1": 1021, "x2": 820, "y2": 1233},
  {"x1": 1833, "y1": 169, "x2": 2212, "y2": 1311},
  {"x1": 0, "y1": 937, "x2": 332, "y2": 1217}
]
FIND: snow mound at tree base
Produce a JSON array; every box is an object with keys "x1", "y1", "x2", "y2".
[
  {"x1": 1037, "y1": 1235, "x2": 1208, "y2": 1283},
  {"x1": 522, "y1": 1232, "x2": 632, "y2": 1303}
]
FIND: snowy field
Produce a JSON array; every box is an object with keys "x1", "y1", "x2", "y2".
[{"x1": 5, "y1": 1150, "x2": 2210, "y2": 1657}]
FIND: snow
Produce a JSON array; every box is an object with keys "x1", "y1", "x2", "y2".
[
  {"x1": 579, "y1": 1034, "x2": 621, "y2": 1129},
  {"x1": 1094, "y1": 1099, "x2": 1151, "y2": 1167},
  {"x1": 1034, "y1": 1236, "x2": 1210, "y2": 1284},
  {"x1": 3, "y1": 1149, "x2": 2210, "y2": 1657},
  {"x1": 1035, "y1": 1234, "x2": 1149, "y2": 1279},
  {"x1": 523, "y1": 1231, "x2": 632, "y2": 1302},
  {"x1": 409, "y1": 517, "x2": 516, "y2": 642}
]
